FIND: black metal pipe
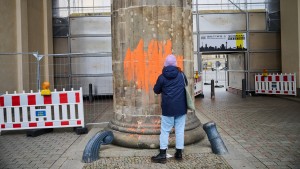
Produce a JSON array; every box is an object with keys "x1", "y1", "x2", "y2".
[
  {"x1": 211, "y1": 79, "x2": 215, "y2": 99},
  {"x1": 89, "y1": 83, "x2": 93, "y2": 102},
  {"x1": 242, "y1": 79, "x2": 246, "y2": 98}
]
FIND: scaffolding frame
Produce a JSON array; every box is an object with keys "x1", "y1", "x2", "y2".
[
  {"x1": 192, "y1": 0, "x2": 281, "y2": 93},
  {"x1": 52, "y1": 0, "x2": 280, "y2": 93}
]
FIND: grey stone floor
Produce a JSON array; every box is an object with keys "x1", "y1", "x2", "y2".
[
  {"x1": 0, "y1": 128, "x2": 80, "y2": 169},
  {"x1": 0, "y1": 86, "x2": 300, "y2": 169},
  {"x1": 83, "y1": 153, "x2": 230, "y2": 169},
  {"x1": 197, "y1": 86, "x2": 300, "y2": 169}
]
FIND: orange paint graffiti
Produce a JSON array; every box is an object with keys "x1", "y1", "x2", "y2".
[{"x1": 124, "y1": 39, "x2": 183, "y2": 92}]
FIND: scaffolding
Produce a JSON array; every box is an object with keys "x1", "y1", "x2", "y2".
[
  {"x1": 51, "y1": 0, "x2": 281, "y2": 94},
  {"x1": 192, "y1": 0, "x2": 281, "y2": 93},
  {"x1": 53, "y1": 0, "x2": 112, "y2": 96}
]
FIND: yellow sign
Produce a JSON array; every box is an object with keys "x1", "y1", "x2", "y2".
[{"x1": 236, "y1": 33, "x2": 244, "y2": 49}]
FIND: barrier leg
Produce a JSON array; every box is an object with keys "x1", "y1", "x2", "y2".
[
  {"x1": 27, "y1": 128, "x2": 53, "y2": 137},
  {"x1": 74, "y1": 127, "x2": 88, "y2": 135}
]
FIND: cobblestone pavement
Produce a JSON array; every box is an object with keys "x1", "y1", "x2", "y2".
[
  {"x1": 83, "y1": 153, "x2": 231, "y2": 169},
  {"x1": 197, "y1": 86, "x2": 300, "y2": 169},
  {"x1": 0, "y1": 100, "x2": 113, "y2": 169},
  {"x1": 1, "y1": 88, "x2": 300, "y2": 169},
  {"x1": 0, "y1": 129, "x2": 80, "y2": 169}
]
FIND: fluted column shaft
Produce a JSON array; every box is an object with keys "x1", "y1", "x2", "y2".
[{"x1": 109, "y1": 0, "x2": 205, "y2": 148}]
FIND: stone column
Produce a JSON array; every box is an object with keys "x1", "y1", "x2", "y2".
[
  {"x1": 109, "y1": 0, "x2": 205, "y2": 148},
  {"x1": 280, "y1": 1, "x2": 300, "y2": 95}
]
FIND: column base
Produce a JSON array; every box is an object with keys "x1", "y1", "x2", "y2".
[{"x1": 107, "y1": 125, "x2": 206, "y2": 149}]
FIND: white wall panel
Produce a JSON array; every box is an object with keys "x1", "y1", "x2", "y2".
[
  {"x1": 70, "y1": 37, "x2": 111, "y2": 53},
  {"x1": 71, "y1": 77, "x2": 113, "y2": 95},
  {"x1": 71, "y1": 57, "x2": 112, "y2": 74},
  {"x1": 249, "y1": 33, "x2": 281, "y2": 50},
  {"x1": 249, "y1": 52, "x2": 281, "y2": 70},
  {"x1": 199, "y1": 13, "x2": 246, "y2": 32},
  {"x1": 249, "y1": 12, "x2": 266, "y2": 31},
  {"x1": 228, "y1": 53, "x2": 244, "y2": 70},
  {"x1": 70, "y1": 17, "x2": 111, "y2": 35},
  {"x1": 228, "y1": 72, "x2": 244, "y2": 90}
]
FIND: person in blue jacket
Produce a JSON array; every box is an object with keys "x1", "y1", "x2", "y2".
[{"x1": 151, "y1": 54, "x2": 187, "y2": 164}]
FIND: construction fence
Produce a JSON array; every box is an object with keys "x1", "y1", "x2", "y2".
[
  {"x1": 0, "y1": 52, "x2": 204, "y2": 130},
  {"x1": 0, "y1": 53, "x2": 113, "y2": 128}
]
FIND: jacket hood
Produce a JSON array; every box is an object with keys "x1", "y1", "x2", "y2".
[{"x1": 162, "y1": 66, "x2": 179, "y2": 79}]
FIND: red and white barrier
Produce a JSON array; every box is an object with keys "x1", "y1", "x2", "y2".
[
  {"x1": 194, "y1": 71, "x2": 203, "y2": 96},
  {"x1": 255, "y1": 73, "x2": 297, "y2": 96},
  {"x1": 194, "y1": 74, "x2": 202, "y2": 96},
  {"x1": 0, "y1": 88, "x2": 85, "y2": 134}
]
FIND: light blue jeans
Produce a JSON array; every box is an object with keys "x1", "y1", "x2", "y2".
[{"x1": 160, "y1": 114, "x2": 186, "y2": 150}]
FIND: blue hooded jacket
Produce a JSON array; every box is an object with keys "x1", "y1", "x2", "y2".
[{"x1": 153, "y1": 66, "x2": 187, "y2": 117}]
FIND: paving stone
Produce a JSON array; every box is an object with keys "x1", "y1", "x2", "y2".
[
  {"x1": 246, "y1": 157, "x2": 259, "y2": 162},
  {"x1": 83, "y1": 153, "x2": 231, "y2": 169},
  {"x1": 50, "y1": 157, "x2": 68, "y2": 169},
  {"x1": 1, "y1": 89, "x2": 300, "y2": 169},
  {"x1": 266, "y1": 165, "x2": 291, "y2": 169},
  {"x1": 43, "y1": 160, "x2": 56, "y2": 165},
  {"x1": 251, "y1": 161, "x2": 268, "y2": 169},
  {"x1": 289, "y1": 164, "x2": 300, "y2": 169},
  {"x1": 197, "y1": 87, "x2": 300, "y2": 169},
  {"x1": 262, "y1": 161, "x2": 277, "y2": 165},
  {"x1": 0, "y1": 130, "x2": 79, "y2": 169}
]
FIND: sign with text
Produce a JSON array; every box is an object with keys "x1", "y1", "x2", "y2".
[
  {"x1": 200, "y1": 33, "x2": 247, "y2": 52},
  {"x1": 35, "y1": 109, "x2": 46, "y2": 117}
]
